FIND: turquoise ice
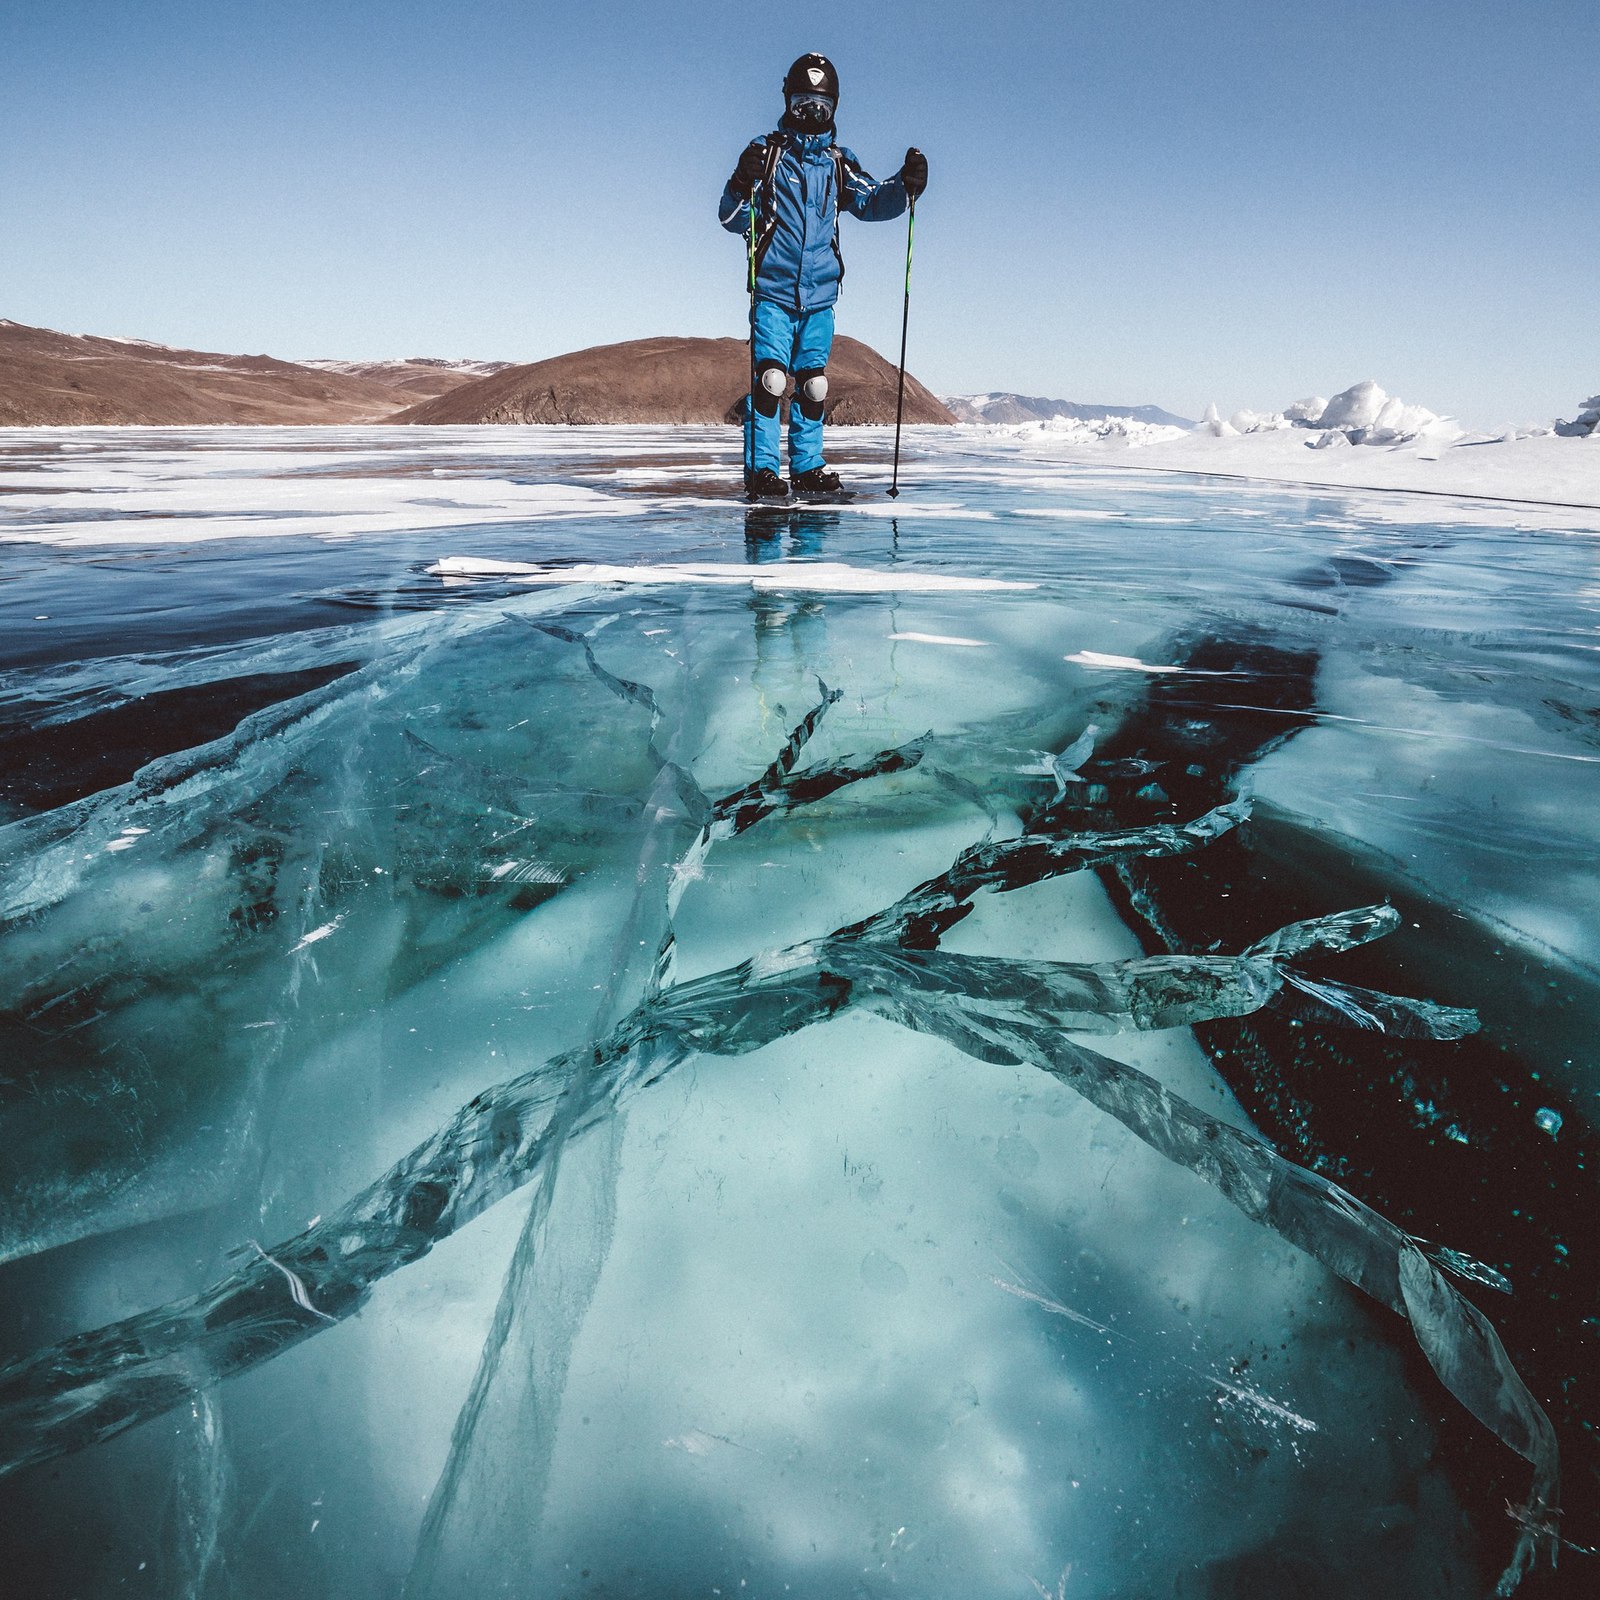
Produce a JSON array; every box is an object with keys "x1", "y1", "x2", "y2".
[{"x1": 1, "y1": 424, "x2": 1593, "y2": 1597}]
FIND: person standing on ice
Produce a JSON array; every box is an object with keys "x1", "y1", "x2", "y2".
[{"x1": 720, "y1": 53, "x2": 927, "y2": 501}]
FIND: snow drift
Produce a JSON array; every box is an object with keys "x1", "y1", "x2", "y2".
[{"x1": 1197, "y1": 380, "x2": 1457, "y2": 448}]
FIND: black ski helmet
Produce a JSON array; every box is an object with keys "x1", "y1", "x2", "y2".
[{"x1": 783, "y1": 53, "x2": 839, "y2": 104}]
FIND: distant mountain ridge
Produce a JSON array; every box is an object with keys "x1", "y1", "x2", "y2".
[
  {"x1": 943, "y1": 392, "x2": 1194, "y2": 428},
  {"x1": 0, "y1": 320, "x2": 501, "y2": 425}
]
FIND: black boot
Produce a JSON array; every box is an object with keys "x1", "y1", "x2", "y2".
[
  {"x1": 746, "y1": 467, "x2": 789, "y2": 501},
  {"x1": 790, "y1": 465, "x2": 842, "y2": 497}
]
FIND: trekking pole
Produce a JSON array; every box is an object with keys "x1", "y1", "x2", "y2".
[
  {"x1": 886, "y1": 197, "x2": 916, "y2": 499},
  {"x1": 745, "y1": 192, "x2": 758, "y2": 491}
]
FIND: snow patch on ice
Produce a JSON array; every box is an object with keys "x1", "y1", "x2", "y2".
[
  {"x1": 0, "y1": 473, "x2": 641, "y2": 547},
  {"x1": 1065, "y1": 651, "x2": 1183, "y2": 674},
  {"x1": 289, "y1": 915, "x2": 345, "y2": 954},
  {"x1": 888, "y1": 631, "x2": 989, "y2": 647},
  {"x1": 429, "y1": 557, "x2": 1035, "y2": 594},
  {"x1": 977, "y1": 415, "x2": 1187, "y2": 447}
]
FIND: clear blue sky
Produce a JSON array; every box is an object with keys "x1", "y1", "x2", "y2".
[{"x1": 4, "y1": 0, "x2": 1594, "y2": 426}]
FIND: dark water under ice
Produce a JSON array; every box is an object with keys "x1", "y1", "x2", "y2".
[{"x1": 0, "y1": 426, "x2": 1596, "y2": 1599}]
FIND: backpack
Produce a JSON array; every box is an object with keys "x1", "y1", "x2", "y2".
[{"x1": 751, "y1": 133, "x2": 850, "y2": 285}]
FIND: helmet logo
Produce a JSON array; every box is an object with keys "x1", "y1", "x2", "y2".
[{"x1": 807, "y1": 67, "x2": 825, "y2": 86}]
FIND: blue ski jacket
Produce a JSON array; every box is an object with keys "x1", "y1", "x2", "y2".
[{"x1": 718, "y1": 127, "x2": 909, "y2": 313}]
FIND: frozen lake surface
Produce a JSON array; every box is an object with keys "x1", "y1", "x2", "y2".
[{"x1": 1, "y1": 426, "x2": 1596, "y2": 1598}]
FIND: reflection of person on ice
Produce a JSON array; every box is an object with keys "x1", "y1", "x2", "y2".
[{"x1": 720, "y1": 53, "x2": 927, "y2": 502}]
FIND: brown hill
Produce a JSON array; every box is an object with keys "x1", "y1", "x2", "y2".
[
  {"x1": 0, "y1": 319, "x2": 423, "y2": 426},
  {"x1": 0, "y1": 320, "x2": 954, "y2": 428},
  {"x1": 392, "y1": 335, "x2": 956, "y2": 426}
]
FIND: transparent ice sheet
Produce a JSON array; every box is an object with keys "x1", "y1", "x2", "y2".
[{"x1": 1, "y1": 426, "x2": 1594, "y2": 1597}]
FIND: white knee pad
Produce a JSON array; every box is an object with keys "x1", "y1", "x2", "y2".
[
  {"x1": 794, "y1": 368, "x2": 829, "y2": 422},
  {"x1": 753, "y1": 363, "x2": 787, "y2": 418}
]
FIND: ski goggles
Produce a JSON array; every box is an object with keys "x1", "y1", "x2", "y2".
[{"x1": 786, "y1": 92, "x2": 835, "y2": 129}]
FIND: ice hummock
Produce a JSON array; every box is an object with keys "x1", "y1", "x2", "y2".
[
  {"x1": 1554, "y1": 392, "x2": 1600, "y2": 437},
  {"x1": 1198, "y1": 380, "x2": 1455, "y2": 447}
]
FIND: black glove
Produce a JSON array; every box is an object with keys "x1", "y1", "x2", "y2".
[
  {"x1": 901, "y1": 147, "x2": 928, "y2": 200},
  {"x1": 730, "y1": 139, "x2": 768, "y2": 198}
]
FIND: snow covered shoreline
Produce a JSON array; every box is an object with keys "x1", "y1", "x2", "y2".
[
  {"x1": 967, "y1": 381, "x2": 1600, "y2": 512},
  {"x1": 971, "y1": 427, "x2": 1600, "y2": 510}
]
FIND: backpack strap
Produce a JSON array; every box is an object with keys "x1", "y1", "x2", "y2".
[
  {"x1": 830, "y1": 146, "x2": 850, "y2": 287},
  {"x1": 751, "y1": 134, "x2": 788, "y2": 276}
]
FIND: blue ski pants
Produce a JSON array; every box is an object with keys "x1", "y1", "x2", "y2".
[{"x1": 748, "y1": 301, "x2": 835, "y2": 476}]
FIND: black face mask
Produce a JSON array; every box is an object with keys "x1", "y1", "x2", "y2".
[{"x1": 786, "y1": 93, "x2": 835, "y2": 133}]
